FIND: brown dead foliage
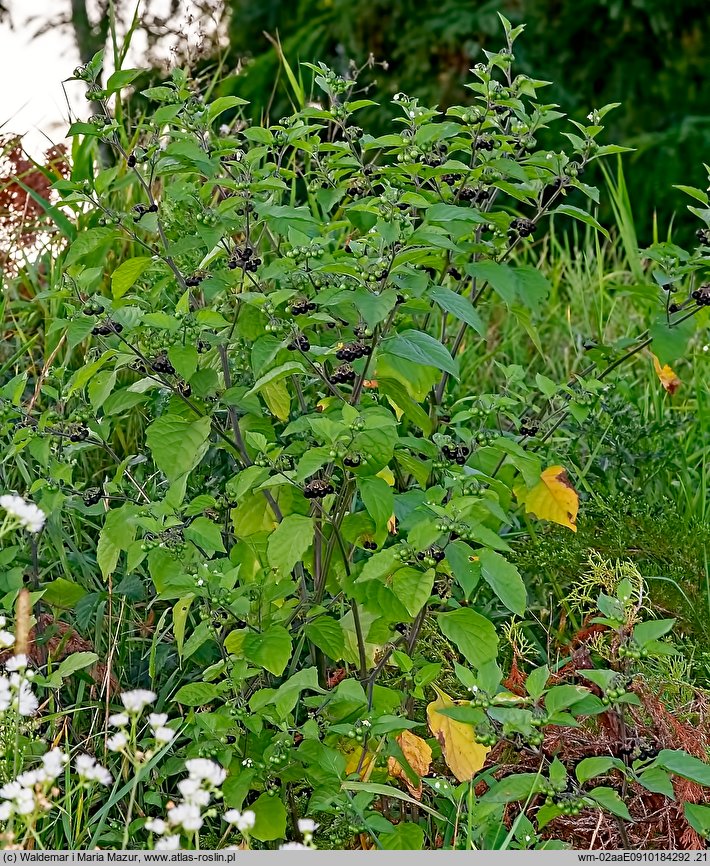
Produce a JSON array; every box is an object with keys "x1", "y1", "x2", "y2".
[
  {"x1": 484, "y1": 670, "x2": 710, "y2": 850},
  {"x1": 0, "y1": 614, "x2": 119, "y2": 696}
]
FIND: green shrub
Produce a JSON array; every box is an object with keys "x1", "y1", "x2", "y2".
[{"x1": 2, "y1": 16, "x2": 710, "y2": 851}]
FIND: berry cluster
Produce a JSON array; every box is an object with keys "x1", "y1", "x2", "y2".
[
  {"x1": 441, "y1": 443, "x2": 470, "y2": 464},
  {"x1": 331, "y1": 363, "x2": 356, "y2": 385},
  {"x1": 363, "y1": 539, "x2": 377, "y2": 551},
  {"x1": 343, "y1": 453, "x2": 361, "y2": 468},
  {"x1": 336, "y1": 342, "x2": 370, "y2": 362},
  {"x1": 92, "y1": 320, "x2": 123, "y2": 336},
  {"x1": 186, "y1": 270, "x2": 208, "y2": 287},
  {"x1": 290, "y1": 298, "x2": 317, "y2": 316},
  {"x1": 416, "y1": 545, "x2": 445, "y2": 565},
  {"x1": 132, "y1": 202, "x2": 158, "y2": 222},
  {"x1": 67, "y1": 423, "x2": 89, "y2": 443},
  {"x1": 510, "y1": 217, "x2": 536, "y2": 238},
  {"x1": 82, "y1": 487, "x2": 103, "y2": 506},
  {"x1": 228, "y1": 246, "x2": 261, "y2": 271},
  {"x1": 303, "y1": 479, "x2": 334, "y2": 499},
  {"x1": 151, "y1": 354, "x2": 175, "y2": 375},
  {"x1": 691, "y1": 284, "x2": 710, "y2": 306}
]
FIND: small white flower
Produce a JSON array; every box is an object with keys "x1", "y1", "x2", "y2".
[
  {"x1": 0, "y1": 494, "x2": 46, "y2": 533},
  {"x1": 525, "y1": 834, "x2": 532, "y2": 842},
  {"x1": 184, "y1": 758, "x2": 226, "y2": 787},
  {"x1": 145, "y1": 817, "x2": 167, "y2": 835},
  {"x1": 237, "y1": 810, "x2": 256, "y2": 832},
  {"x1": 148, "y1": 713, "x2": 168, "y2": 729},
  {"x1": 223, "y1": 809, "x2": 242, "y2": 824},
  {"x1": 196, "y1": 579, "x2": 205, "y2": 586},
  {"x1": 14, "y1": 678, "x2": 38, "y2": 716},
  {"x1": 109, "y1": 712, "x2": 129, "y2": 727},
  {"x1": 0, "y1": 801, "x2": 12, "y2": 821},
  {"x1": 75, "y1": 754, "x2": 112, "y2": 786},
  {"x1": 154, "y1": 726, "x2": 175, "y2": 744},
  {"x1": 168, "y1": 802, "x2": 203, "y2": 832},
  {"x1": 0, "y1": 616, "x2": 6, "y2": 627},
  {"x1": 5, "y1": 654, "x2": 28, "y2": 672},
  {"x1": 280, "y1": 842, "x2": 308, "y2": 850},
  {"x1": 120, "y1": 689, "x2": 156, "y2": 713},
  {"x1": 587, "y1": 112, "x2": 594, "y2": 122},
  {"x1": 298, "y1": 818, "x2": 317, "y2": 836},
  {"x1": 42, "y1": 748, "x2": 68, "y2": 779},
  {"x1": 0, "y1": 630, "x2": 14, "y2": 650},
  {"x1": 107, "y1": 732, "x2": 128, "y2": 752},
  {"x1": 155, "y1": 834, "x2": 181, "y2": 850}
]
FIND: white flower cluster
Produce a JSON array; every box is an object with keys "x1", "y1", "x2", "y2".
[
  {"x1": 144, "y1": 758, "x2": 228, "y2": 848},
  {"x1": 107, "y1": 697, "x2": 176, "y2": 753},
  {"x1": 0, "y1": 650, "x2": 38, "y2": 718},
  {"x1": 0, "y1": 748, "x2": 67, "y2": 820},
  {"x1": 75, "y1": 754, "x2": 113, "y2": 786},
  {"x1": 223, "y1": 808, "x2": 256, "y2": 834},
  {"x1": 0, "y1": 494, "x2": 46, "y2": 533}
]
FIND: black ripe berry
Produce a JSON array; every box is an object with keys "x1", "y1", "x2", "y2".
[
  {"x1": 691, "y1": 284, "x2": 710, "y2": 306},
  {"x1": 151, "y1": 354, "x2": 175, "y2": 375},
  {"x1": 127, "y1": 153, "x2": 137, "y2": 167},
  {"x1": 474, "y1": 135, "x2": 495, "y2": 151},
  {"x1": 331, "y1": 363, "x2": 356, "y2": 385},
  {"x1": 304, "y1": 479, "x2": 334, "y2": 499},
  {"x1": 290, "y1": 299, "x2": 317, "y2": 316},
  {"x1": 82, "y1": 487, "x2": 102, "y2": 506},
  {"x1": 363, "y1": 540, "x2": 377, "y2": 551},
  {"x1": 186, "y1": 271, "x2": 207, "y2": 288},
  {"x1": 287, "y1": 333, "x2": 311, "y2": 352},
  {"x1": 343, "y1": 453, "x2": 362, "y2": 468},
  {"x1": 177, "y1": 381, "x2": 192, "y2": 397},
  {"x1": 69, "y1": 424, "x2": 89, "y2": 443},
  {"x1": 510, "y1": 217, "x2": 536, "y2": 238},
  {"x1": 336, "y1": 342, "x2": 369, "y2": 362},
  {"x1": 668, "y1": 302, "x2": 681, "y2": 314}
]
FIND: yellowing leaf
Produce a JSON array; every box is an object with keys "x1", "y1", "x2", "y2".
[
  {"x1": 515, "y1": 465, "x2": 578, "y2": 533},
  {"x1": 426, "y1": 686, "x2": 490, "y2": 782},
  {"x1": 652, "y1": 353, "x2": 681, "y2": 395},
  {"x1": 387, "y1": 514, "x2": 397, "y2": 534},
  {"x1": 377, "y1": 467, "x2": 395, "y2": 486},
  {"x1": 387, "y1": 730, "x2": 432, "y2": 798},
  {"x1": 342, "y1": 741, "x2": 376, "y2": 777}
]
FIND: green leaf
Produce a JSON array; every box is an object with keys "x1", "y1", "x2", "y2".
[
  {"x1": 525, "y1": 665, "x2": 549, "y2": 700},
  {"x1": 184, "y1": 516, "x2": 225, "y2": 553},
  {"x1": 56, "y1": 652, "x2": 99, "y2": 679},
  {"x1": 637, "y1": 767, "x2": 675, "y2": 799},
  {"x1": 41, "y1": 578, "x2": 86, "y2": 609},
  {"x1": 267, "y1": 514, "x2": 313, "y2": 577},
  {"x1": 429, "y1": 285, "x2": 485, "y2": 336},
  {"x1": 106, "y1": 68, "x2": 143, "y2": 93},
  {"x1": 145, "y1": 415, "x2": 212, "y2": 482},
  {"x1": 554, "y1": 205, "x2": 610, "y2": 239},
  {"x1": 391, "y1": 567, "x2": 434, "y2": 617},
  {"x1": 111, "y1": 256, "x2": 152, "y2": 299},
  {"x1": 383, "y1": 330, "x2": 459, "y2": 378},
  {"x1": 243, "y1": 626, "x2": 292, "y2": 675},
  {"x1": 207, "y1": 95, "x2": 248, "y2": 122},
  {"x1": 575, "y1": 756, "x2": 625, "y2": 784},
  {"x1": 358, "y1": 476, "x2": 394, "y2": 532},
  {"x1": 483, "y1": 773, "x2": 544, "y2": 803},
  {"x1": 167, "y1": 345, "x2": 199, "y2": 381},
  {"x1": 649, "y1": 314, "x2": 695, "y2": 365},
  {"x1": 478, "y1": 549, "x2": 527, "y2": 616},
  {"x1": 657, "y1": 749, "x2": 710, "y2": 786},
  {"x1": 588, "y1": 786, "x2": 632, "y2": 819},
  {"x1": 633, "y1": 618, "x2": 675, "y2": 646},
  {"x1": 97, "y1": 504, "x2": 137, "y2": 579},
  {"x1": 305, "y1": 616, "x2": 345, "y2": 659},
  {"x1": 684, "y1": 803, "x2": 710, "y2": 837},
  {"x1": 445, "y1": 540, "x2": 481, "y2": 596},
  {"x1": 173, "y1": 594, "x2": 195, "y2": 659},
  {"x1": 245, "y1": 361, "x2": 307, "y2": 397},
  {"x1": 438, "y1": 608, "x2": 498, "y2": 667},
  {"x1": 381, "y1": 823, "x2": 424, "y2": 850},
  {"x1": 173, "y1": 682, "x2": 220, "y2": 706},
  {"x1": 250, "y1": 793, "x2": 287, "y2": 842}
]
